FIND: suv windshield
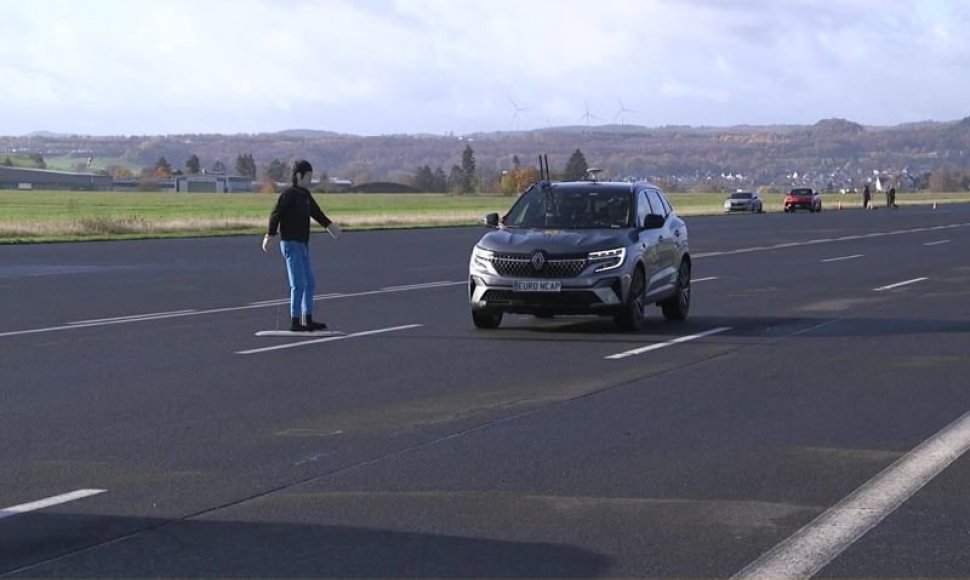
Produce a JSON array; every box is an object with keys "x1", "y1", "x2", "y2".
[
  {"x1": 789, "y1": 188, "x2": 813, "y2": 196},
  {"x1": 504, "y1": 186, "x2": 633, "y2": 229}
]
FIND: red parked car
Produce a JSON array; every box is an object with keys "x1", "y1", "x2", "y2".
[{"x1": 784, "y1": 188, "x2": 822, "y2": 213}]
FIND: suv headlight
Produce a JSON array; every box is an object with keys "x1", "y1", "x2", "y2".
[
  {"x1": 470, "y1": 246, "x2": 498, "y2": 275},
  {"x1": 588, "y1": 247, "x2": 625, "y2": 272}
]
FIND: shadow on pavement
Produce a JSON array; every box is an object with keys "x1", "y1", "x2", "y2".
[{"x1": 2, "y1": 512, "x2": 610, "y2": 578}]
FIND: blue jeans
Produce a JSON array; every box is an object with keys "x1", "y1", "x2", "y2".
[{"x1": 280, "y1": 240, "x2": 315, "y2": 319}]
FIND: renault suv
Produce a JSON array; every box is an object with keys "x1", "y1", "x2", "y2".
[{"x1": 468, "y1": 180, "x2": 691, "y2": 330}]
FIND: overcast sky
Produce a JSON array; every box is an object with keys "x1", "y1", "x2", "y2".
[{"x1": 1, "y1": 0, "x2": 968, "y2": 136}]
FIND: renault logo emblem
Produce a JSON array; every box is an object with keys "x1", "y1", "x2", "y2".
[{"x1": 530, "y1": 251, "x2": 546, "y2": 271}]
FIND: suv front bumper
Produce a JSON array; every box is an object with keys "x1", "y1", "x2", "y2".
[{"x1": 469, "y1": 273, "x2": 631, "y2": 315}]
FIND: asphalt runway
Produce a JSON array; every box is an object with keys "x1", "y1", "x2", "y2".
[{"x1": 2, "y1": 202, "x2": 969, "y2": 578}]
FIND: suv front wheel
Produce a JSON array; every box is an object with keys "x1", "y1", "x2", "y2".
[
  {"x1": 472, "y1": 309, "x2": 503, "y2": 329},
  {"x1": 660, "y1": 260, "x2": 691, "y2": 320},
  {"x1": 614, "y1": 267, "x2": 646, "y2": 331}
]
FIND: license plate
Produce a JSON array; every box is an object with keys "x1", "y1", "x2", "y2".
[{"x1": 513, "y1": 280, "x2": 561, "y2": 292}]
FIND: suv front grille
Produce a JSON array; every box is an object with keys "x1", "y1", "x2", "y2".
[{"x1": 491, "y1": 253, "x2": 587, "y2": 278}]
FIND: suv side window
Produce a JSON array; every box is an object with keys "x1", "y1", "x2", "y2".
[
  {"x1": 656, "y1": 190, "x2": 673, "y2": 215},
  {"x1": 636, "y1": 190, "x2": 651, "y2": 228},
  {"x1": 646, "y1": 189, "x2": 667, "y2": 219}
]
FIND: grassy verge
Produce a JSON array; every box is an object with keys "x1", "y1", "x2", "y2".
[{"x1": 0, "y1": 189, "x2": 967, "y2": 244}]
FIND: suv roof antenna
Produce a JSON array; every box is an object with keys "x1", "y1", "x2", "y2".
[{"x1": 538, "y1": 154, "x2": 551, "y2": 183}]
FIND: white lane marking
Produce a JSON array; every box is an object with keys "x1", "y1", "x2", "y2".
[
  {"x1": 821, "y1": 254, "x2": 863, "y2": 263},
  {"x1": 0, "y1": 310, "x2": 211, "y2": 338},
  {"x1": 69, "y1": 309, "x2": 197, "y2": 325},
  {"x1": 693, "y1": 221, "x2": 970, "y2": 260},
  {"x1": 247, "y1": 293, "x2": 341, "y2": 307},
  {"x1": 732, "y1": 410, "x2": 970, "y2": 580},
  {"x1": 874, "y1": 277, "x2": 928, "y2": 292},
  {"x1": 692, "y1": 276, "x2": 719, "y2": 283},
  {"x1": 923, "y1": 239, "x2": 950, "y2": 246},
  {"x1": 381, "y1": 281, "x2": 462, "y2": 291},
  {"x1": 236, "y1": 324, "x2": 423, "y2": 355},
  {"x1": 246, "y1": 281, "x2": 465, "y2": 307},
  {"x1": 0, "y1": 489, "x2": 106, "y2": 521},
  {"x1": 605, "y1": 327, "x2": 731, "y2": 360},
  {"x1": 0, "y1": 282, "x2": 462, "y2": 339}
]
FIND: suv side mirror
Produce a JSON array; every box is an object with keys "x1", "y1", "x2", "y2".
[
  {"x1": 483, "y1": 213, "x2": 500, "y2": 228},
  {"x1": 642, "y1": 214, "x2": 665, "y2": 230}
]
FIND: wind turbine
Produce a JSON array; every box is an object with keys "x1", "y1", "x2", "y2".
[
  {"x1": 615, "y1": 98, "x2": 636, "y2": 125},
  {"x1": 507, "y1": 96, "x2": 532, "y2": 131},
  {"x1": 577, "y1": 101, "x2": 601, "y2": 131}
]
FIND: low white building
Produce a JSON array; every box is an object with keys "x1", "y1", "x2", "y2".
[{"x1": 174, "y1": 175, "x2": 253, "y2": 193}]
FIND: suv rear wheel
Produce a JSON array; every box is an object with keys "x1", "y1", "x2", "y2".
[
  {"x1": 614, "y1": 267, "x2": 646, "y2": 331},
  {"x1": 660, "y1": 260, "x2": 691, "y2": 320}
]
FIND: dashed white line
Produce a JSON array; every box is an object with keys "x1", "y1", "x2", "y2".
[
  {"x1": 923, "y1": 239, "x2": 950, "y2": 246},
  {"x1": 692, "y1": 276, "x2": 719, "y2": 283},
  {"x1": 69, "y1": 309, "x2": 198, "y2": 325},
  {"x1": 0, "y1": 489, "x2": 106, "y2": 521},
  {"x1": 821, "y1": 254, "x2": 863, "y2": 263},
  {"x1": 692, "y1": 221, "x2": 970, "y2": 260},
  {"x1": 0, "y1": 282, "x2": 461, "y2": 339},
  {"x1": 874, "y1": 277, "x2": 928, "y2": 292},
  {"x1": 605, "y1": 327, "x2": 731, "y2": 360},
  {"x1": 236, "y1": 324, "x2": 423, "y2": 355},
  {"x1": 733, "y1": 410, "x2": 970, "y2": 580}
]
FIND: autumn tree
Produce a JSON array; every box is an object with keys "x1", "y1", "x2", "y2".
[
  {"x1": 564, "y1": 148, "x2": 589, "y2": 181},
  {"x1": 28, "y1": 153, "x2": 46, "y2": 169},
  {"x1": 108, "y1": 165, "x2": 133, "y2": 180},
  {"x1": 499, "y1": 166, "x2": 540, "y2": 195},
  {"x1": 153, "y1": 156, "x2": 172, "y2": 178}
]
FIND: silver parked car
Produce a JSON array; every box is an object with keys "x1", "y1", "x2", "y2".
[
  {"x1": 469, "y1": 179, "x2": 691, "y2": 330},
  {"x1": 723, "y1": 191, "x2": 764, "y2": 213}
]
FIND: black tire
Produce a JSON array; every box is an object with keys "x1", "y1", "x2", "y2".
[
  {"x1": 472, "y1": 309, "x2": 502, "y2": 329},
  {"x1": 614, "y1": 267, "x2": 646, "y2": 331},
  {"x1": 660, "y1": 260, "x2": 691, "y2": 321}
]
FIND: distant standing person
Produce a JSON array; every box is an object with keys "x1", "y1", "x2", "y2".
[
  {"x1": 261, "y1": 160, "x2": 341, "y2": 331},
  {"x1": 862, "y1": 183, "x2": 871, "y2": 209},
  {"x1": 888, "y1": 185, "x2": 897, "y2": 208}
]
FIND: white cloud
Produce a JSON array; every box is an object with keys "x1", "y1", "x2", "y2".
[{"x1": 0, "y1": 0, "x2": 967, "y2": 135}]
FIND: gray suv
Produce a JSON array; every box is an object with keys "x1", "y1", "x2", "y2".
[{"x1": 469, "y1": 180, "x2": 691, "y2": 330}]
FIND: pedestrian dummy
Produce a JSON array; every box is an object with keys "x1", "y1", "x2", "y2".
[{"x1": 262, "y1": 160, "x2": 342, "y2": 331}]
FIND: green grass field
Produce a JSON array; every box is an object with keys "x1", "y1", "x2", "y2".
[{"x1": 0, "y1": 189, "x2": 966, "y2": 244}]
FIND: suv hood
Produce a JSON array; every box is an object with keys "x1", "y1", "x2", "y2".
[{"x1": 477, "y1": 229, "x2": 632, "y2": 254}]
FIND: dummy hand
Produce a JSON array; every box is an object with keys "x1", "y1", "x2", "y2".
[{"x1": 326, "y1": 223, "x2": 342, "y2": 240}]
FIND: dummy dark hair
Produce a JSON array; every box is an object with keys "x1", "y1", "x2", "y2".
[{"x1": 291, "y1": 160, "x2": 313, "y2": 186}]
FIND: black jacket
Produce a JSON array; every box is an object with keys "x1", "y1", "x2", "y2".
[{"x1": 267, "y1": 186, "x2": 331, "y2": 243}]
